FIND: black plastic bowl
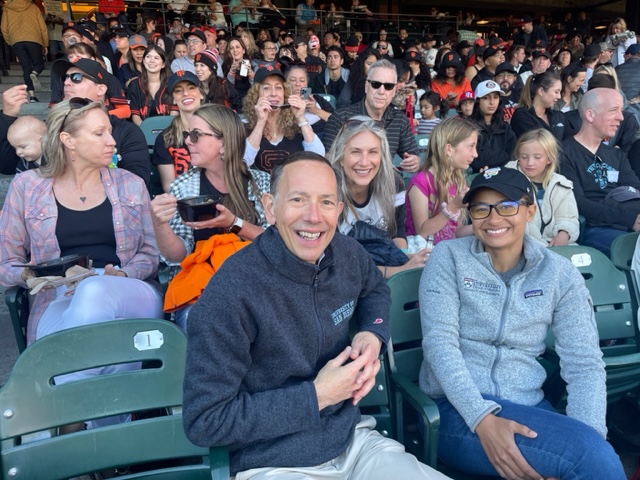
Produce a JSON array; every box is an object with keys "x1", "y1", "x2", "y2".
[
  {"x1": 177, "y1": 195, "x2": 223, "y2": 222},
  {"x1": 29, "y1": 254, "x2": 90, "y2": 277}
]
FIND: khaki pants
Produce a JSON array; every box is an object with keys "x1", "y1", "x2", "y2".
[{"x1": 234, "y1": 416, "x2": 451, "y2": 480}]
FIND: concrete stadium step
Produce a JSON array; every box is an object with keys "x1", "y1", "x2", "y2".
[{"x1": 0, "y1": 63, "x2": 53, "y2": 121}]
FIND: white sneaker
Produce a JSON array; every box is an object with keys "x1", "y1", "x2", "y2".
[{"x1": 30, "y1": 71, "x2": 41, "y2": 91}]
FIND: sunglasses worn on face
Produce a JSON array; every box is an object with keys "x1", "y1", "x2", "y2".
[
  {"x1": 60, "y1": 97, "x2": 92, "y2": 132},
  {"x1": 182, "y1": 129, "x2": 222, "y2": 143},
  {"x1": 64, "y1": 72, "x2": 99, "y2": 84},
  {"x1": 377, "y1": 45, "x2": 388, "y2": 49},
  {"x1": 367, "y1": 79, "x2": 396, "y2": 91},
  {"x1": 467, "y1": 200, "x2": 530, "y2": 220}
]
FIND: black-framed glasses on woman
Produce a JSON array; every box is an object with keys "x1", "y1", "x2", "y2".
[
  {"x1": 182, "y1": 129, "x2": 222, "y2": 143},
  {"x1": 467, "y1": 200, "x2": 531, "y2": 220},
  {"x1": 60, "y1": 97, "x2": 93, "y2": 132}
]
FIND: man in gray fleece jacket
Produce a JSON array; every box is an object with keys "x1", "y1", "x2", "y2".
[
  {"x1": 420, "y1": 166, "x2": 625, "y2": 479},
  {"x1": 183, "y1": 153, "x2": 449, "y2": 479}
]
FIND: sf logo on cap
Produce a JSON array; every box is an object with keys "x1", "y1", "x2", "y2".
[
  {"x1": 483, "y1": 167, "x2": 501, "y2": 179},
  {"x1": 176, "y1": 70, "x2": 186, "y2": 77},
  {"x1": 447, "y1": 53, "x2": 454, "y2": 61}
]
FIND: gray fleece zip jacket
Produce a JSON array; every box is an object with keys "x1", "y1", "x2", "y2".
[
  {"x1": 419, "y1": 235, "x2": 607, "y2": 437},
  {"x1": 182, "y1": 227, "x2": 391, "y2": 475}
]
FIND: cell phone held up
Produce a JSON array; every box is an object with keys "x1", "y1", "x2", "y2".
[
  {"x1": 239, "y1": 59, "x2": 251, "y2": 77},
  {"x1": 301, "y1": 87, "x2": 312, "y2": 100}
]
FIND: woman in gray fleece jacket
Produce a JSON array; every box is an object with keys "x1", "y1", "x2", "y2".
[{"x1": 419, "y1": 166, "x2": 625, "y2": 479}]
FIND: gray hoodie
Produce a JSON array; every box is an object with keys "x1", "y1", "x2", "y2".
[{"x1": 419, "y1": 235, "x2": 606, "y2": 437}]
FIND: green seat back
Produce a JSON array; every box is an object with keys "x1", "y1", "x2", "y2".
[
  {"x1": 548, "y1": 246, "x2": 640, "y2": 403},
  {"x1": 387, "y1": 268, "x2": 424, "y2": 382},
  {"x1": 0, "y1": 318, "x2": 229, "y2": 480},
  {"x1": 610, "y1": 231, "x2": 640, "y2": 271},
  {"x1": 315, "y1": 93, "x2": 336, "y2": 108},
  {"x1": 4, "y1": 286, "x2": 28, "y2": 354},
  {"x1": 140, "y1": 116, "x2": 174, "y2": 153},
  {"x1": 415, "y1": 134, "x2": 429, "y2": 164},
  {"x1": 358, "y1": 360, "x2": 393, "y2": 438}
]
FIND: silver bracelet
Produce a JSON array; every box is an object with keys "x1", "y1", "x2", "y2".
[{"x1": 298, "y1": 121, "x2": 309, "y2": 127}]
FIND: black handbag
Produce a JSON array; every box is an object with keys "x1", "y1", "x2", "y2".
[{"x1": 347, "y1": 221, "x2": 410, "y2": 267}]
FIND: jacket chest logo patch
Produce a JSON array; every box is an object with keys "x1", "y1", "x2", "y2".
[
  {"x1": 524, "y1": 289, "x2": 543, "y2": 298},
  {"x1": 331, "y1": 301, "x2": 355, "y2": 325},
  {"x1": 463, "y1": 277, "x2": 501, "y2": 294}
]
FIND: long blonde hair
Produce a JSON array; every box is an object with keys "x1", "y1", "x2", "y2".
[
  {"x1": 243, "y1": 77, "x2": 299, "y2": 139},
  {"x1": 514, "y1": 128, "x2": 559, "y2": 189},
  {"x1": 423, "y1": 117, "x2": 478, "y2": 207},
  {"x1": 327, "y1": 116, "x2": 399, "y2": 236}
]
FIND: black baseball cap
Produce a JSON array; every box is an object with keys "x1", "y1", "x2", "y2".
[
  {"x1": 254, "y1": 66, "x2": 285, "y2": 84},
  {"x1": 483, "y1": 46, "x2": 502, "y2": 61},
  {"x1": 168, "y1": 70, "x2": 200, "y2": 92},
  {"x1": 495, "y1": 62, "x2": 517, "y2": 75},
  {"x1": 532, "y1": 50, "x2": 551, "y2": 59},
  {"x1": 463, "y1": 167, "x2": 533, "y2": 204},
  {"x1": 184, "y1": 30, "x2": 206, "y2": 43},
  {"x1": 52, "y1": 58, "x2": 109, "y2": 85}
]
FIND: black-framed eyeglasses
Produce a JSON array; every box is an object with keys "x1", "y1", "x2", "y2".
[
  {"x1": 467, "y1": 200, "x2": 531, "y2": 220},
  {"x1": 64, "y1": 72, "x2": 99, "y2": 84},
  {"x1": 367, "y1": 80, "x2": 396, "y2": 91},
  {"x1": 60, "y1": 97, "x2": 92, "y2": 132},
  {"x1": 182, "y1": 129, "x2": 222, "y2": 143}
]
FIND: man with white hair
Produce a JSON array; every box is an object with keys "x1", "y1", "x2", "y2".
[
  {"x1": 322, "y1": 59, "x2": 421, "y2": 173},
  {"x1": 562, "y1": 88, "x2": 640, "y2": 255}
]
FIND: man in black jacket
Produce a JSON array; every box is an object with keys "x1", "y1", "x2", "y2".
[
  {"x1": 513, "y1": 15, "x2": 548, "y2": 51},
  {"x1": 182, "y1": 152, "x2": 449, "y2": 479},
  {"x1": 562, "y1": 88, "x2": 640, "y2": 255},
  {"x1": 0, "y1": 59, "x2": 149, "y2": 183},
  {"x1": 615, "y1": 44, "x2": 640, "y2": 101}
]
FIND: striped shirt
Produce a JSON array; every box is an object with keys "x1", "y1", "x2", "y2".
[{"x1": 322, "y1": 100, "x2": 419, "y2": 157}]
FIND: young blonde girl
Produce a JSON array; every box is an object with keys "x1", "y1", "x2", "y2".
[
  {"x1": 506, "y1": 128, "x2": 579, "y2": 245},
  {"x1": 405, "y1": 117, "x2": 478, "y2": 244}
]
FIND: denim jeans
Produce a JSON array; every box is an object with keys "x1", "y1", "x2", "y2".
[
  {"x1": 582, "y1": 226, "x2": 628, "y2": 257},
  {"x1": 174, "y1": 303, "x2": 193, "y2": 332},
  {"x1": 435, "y1": 395, "x2": 625, "y2": 479}
]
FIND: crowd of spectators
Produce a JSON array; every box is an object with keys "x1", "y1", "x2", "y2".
[{"x1": 0, "y1": 5, "x2": 639, "y2": 480}]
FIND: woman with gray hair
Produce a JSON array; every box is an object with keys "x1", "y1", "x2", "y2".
[
  {"x1": 327, "y1": 116, "x2": 429, "y2": 278},
  {"x1": 0, "y1": 99, "x2": 162, "y2": 426}
]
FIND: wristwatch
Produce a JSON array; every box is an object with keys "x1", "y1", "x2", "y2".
[{"x1": 228, "y1": 217, "x2": 243, "y2": 234}]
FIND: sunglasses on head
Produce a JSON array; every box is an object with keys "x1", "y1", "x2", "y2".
[
  {"x1": 60, "y1": 97, "x2": 93, "y2": 132},
  {"x1": 182, "y1": 129, "x2": 222, "y2": 143},
  {"x1": 64, "y1": 72, "x2": 99, "y2": 84},
  {"x1": 343, "y1": 117, "x2": 384, "y2": 130},
  {"x1": 367, "y1": 79, "x2": 396, "y2": 91}
]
